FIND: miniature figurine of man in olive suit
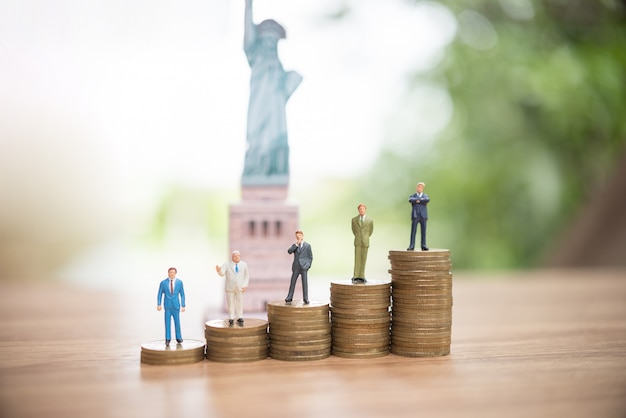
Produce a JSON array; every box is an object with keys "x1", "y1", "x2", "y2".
[
  {"x1": 285, "y1": 230, "x2": 313, "y2": 304},
  {"x1": 215, "y1": 250, "x2": 250, "y2": 326},
  {"x1": 352, "y1": 203, "x2": 373, "y2": 283},
  {"x1": 408, "y1": 182, "x2": 430, "y2": 251},
  {"x1": 157, "y1": 267, "x2": 186, "y2": 345}
]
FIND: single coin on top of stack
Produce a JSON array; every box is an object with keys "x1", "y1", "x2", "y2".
[
  {"x1": 388, "y1": 249, "x2": 452, "y2": 357},
  {"x1": 330, "y1": 280, "x2": 391, "y2": 359},
  {"x1": 204, "y1": 318, "x2": 269, "y2": 363},
  {"x1": 267, "y1": 300, "x2": 331, "y2": 361},
  {"x1": 140, "y1": 339, "x2": 206, "y2": 365}
]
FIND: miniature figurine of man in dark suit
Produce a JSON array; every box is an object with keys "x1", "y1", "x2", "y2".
[
  {"x1": 157, "y1": 267, "x2": 186, "y2": 345},
  {"x1": 285, "y1": 230, "x2": 313, "y2": 304},
  {"x1": 352, "y1": 203, "x2": 373, "y2": 283},
  {"x1": 408, "y1": 182, "x2": 430, "y2": 251}
]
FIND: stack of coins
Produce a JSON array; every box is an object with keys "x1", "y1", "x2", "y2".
[
  {"x1": 140, "y1": 339, "x2": 206, "y2": 365},
  {"x1": 267, "y1": 300, "x2": 331, "y2": 361},
  {"x1": 330, "y1": 280, "x2": 391, "y2": 358},
  {"x1": 204, "y1": 318, "x2": 269, "y2": 362},
  {"x1": 388, "y1": 249, "x2": 452, "y2": 357}
]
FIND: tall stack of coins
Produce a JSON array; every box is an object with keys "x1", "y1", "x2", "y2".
[
  {"x1": 267, "y1": 300, "x2": 331, "y2": 361},
  {"x1": 204, "y1": 318, "x2": 269, "y2": 362},
  {"x1": 388, "y1": 249, "x2": 452, "y2": 357},
  {"x1": 330, "y1": 280, "x2": 391, "y2": 358},
  {"x1": 140, "y1": 340, "x2": 206, "y2": 365}
]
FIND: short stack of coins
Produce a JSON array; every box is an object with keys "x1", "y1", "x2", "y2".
[
  {"x1": 140, "y1": 340, "x2": 206, "y2": 365},
  {"x1": 388, "y1": 249, "x2": 452, "y2": 357},
  {"x1": 204, "y1": 318, "x2": 269, "y2": 362},
  {"x1": 267, "y1": 300, "x2": 331, "y2": 361},
  {"x1": 330, "y1": 280, "x2": 391, "y2": 358}
]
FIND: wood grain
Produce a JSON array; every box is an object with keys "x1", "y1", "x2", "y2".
[{"x1": 1, "y1": 269, "x2": 625, "y2": 418}]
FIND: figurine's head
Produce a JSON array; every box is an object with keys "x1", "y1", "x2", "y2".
[
  {"x1": 168, "y1": 267, "x2": 177, "y2": 279},
  {"x1": 295, "y1": 230, "x2": 304, "y2": 241},
  {"x1": 416, "y1": 182, "x2": 425, "y2": 193},
  {"x1": 258, "y1": 19, "x2": 286, "y2": 40},
  {"x1": 231, "y1": 251, "x2": 241, "y2": 263},
  {"x1": 357, "y1": 204, "x2": 367, "y2": 216}
]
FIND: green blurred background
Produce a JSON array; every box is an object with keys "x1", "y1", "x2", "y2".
[{"x1": 1, "y1": 0, "x2": 625, "y2": 284}]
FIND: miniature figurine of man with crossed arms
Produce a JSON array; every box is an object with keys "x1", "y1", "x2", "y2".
[
  {"x1": 408, "y1": 182, "x2": 430, "y2": 251},
  {"x1": 216, "y1": 251, "x2": 249, "y2": 326}
]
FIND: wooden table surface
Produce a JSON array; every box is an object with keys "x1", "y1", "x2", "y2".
[{"x1": 1, "y1": 269, "x2": 625, "y2": 418}]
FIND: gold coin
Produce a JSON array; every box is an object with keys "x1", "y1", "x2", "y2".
[
  {"x1": 331, "y1": 332, "x2": 390, "y2": 341},
  {"x1": 267, "y1": 300, "x2": 328, "y2": 310},
  {"x1": 268, "y1": 334, "x2": 331, "y2": 345},
  {"x1": 391, "y1": 290, "x2": 452, "y2": 298},
  {"x1": 391, "y1": 347, "x2": 450, "y2": 357},
  {"x1": 207, "y1": 345, "x2": 268, "y2": 356},
  {"x1": 389, "y1": 262, "x2": 452, "y2": 272},
  {"x1": 332, "y1": 343, "x2": 389, "y2": 352},
  {"x1": 331, "y1": 280, "x2": 391, "y2": 289},
  {"x1": 269, "y1": 329, "x2": 331, "y2": 339},
  {"x1": 390, "y1": 271, "x2": 453, "y2": 279},
  {"x1": 269, "y1": 351, "x2": 331, "y2": 361},
  {"x1": 391, "y1": 277, "x2": 452, "y2": 285},
  {"x1": 332, "y1": 350, "x2": 389, "y2": 359},
  {"x1": 392, "y1": 308, "x2": 452, "y2": 317},
  {"x1": 331, "y1": 317, "x2": 390, "y2": 326},
  {"x1": 332, "y1": 326, "x2": 390, "y2": 336},
  {"x1": 391, "y1": 331, "x2": 451, "y2": 341},
  {"x1": 390, "y1": 323, "x2": 450, "y2": 332},
  {"x1": 392, "y1": 317, "x2": 452, "y2": 327},
  {"x1": 206, "y1": 354, "x2": 268, "y2": 363},
  {"x1": 140, "y1": 339, "x2": 206, "y2": 365},
  {"x1": 389, "y1": 248, "x2": 450, "y2": 256},
  {"x1": 268, "y1": 324, "x2": 331, "y2": 334},
  {"x1": 270, "y1": 341, "x2": 331, "y2": 351},
  {"x1": 332, "y1": 340, "x2": 390, "y2": 350},
  {"x1": 270, "y1": 344, "x2": 330, "y2": 357},
  {"x1": 330, "y1": 294, "x2": 391, "y2": 304},
  {"x1": 207, "y1": 337, "x2": 268, "y2": 346}
]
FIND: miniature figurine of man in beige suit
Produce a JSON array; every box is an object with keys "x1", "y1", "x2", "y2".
[{"x1": 216, "y1": 251, "x2": 250, "y2": 326}]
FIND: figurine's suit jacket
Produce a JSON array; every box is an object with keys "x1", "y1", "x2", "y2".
[
  {"x1": 157, "y1": 278, "x2": 186, "y2": 310},
  {"x1": 288, "y1": 241, "x2": 313, "y2": 271},
  {"x1": 217, "y1": 261, "x2": 250, "y2": 292},
  {"x1": 352, "y1": 215, "x2": 374, "y2": 247},
  {"x1": 409, "y1": 193, "x2": 430, "y2": 220}
]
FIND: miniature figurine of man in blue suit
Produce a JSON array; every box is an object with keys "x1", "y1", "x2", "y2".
[
  {"x1": 408, "y1": 182, "x2": 430, "y2": 251},
  {"x1": 157, "y1": 267, "x2": 186, "y2": 345}
]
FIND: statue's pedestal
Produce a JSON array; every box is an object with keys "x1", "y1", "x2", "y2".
[{"x1": 229, "y1": 184, "x2": 300, "y2": 312}]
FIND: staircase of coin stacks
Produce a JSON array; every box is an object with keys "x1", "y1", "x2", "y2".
[{"x1": 140, "y1": 249, "x2": 452, "y2": 364}]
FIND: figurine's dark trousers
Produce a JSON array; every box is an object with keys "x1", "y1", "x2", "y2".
[
  {"x1": 410, "y1": 217, "x2": 427, "y2": 249},
  {"x1": 286, "y1": 266, "x2": 309, "y2": 302}
]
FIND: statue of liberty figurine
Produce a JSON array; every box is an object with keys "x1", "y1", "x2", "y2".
[{"x1": 242, "y1": 0, "x2": 302, "y2": 185}]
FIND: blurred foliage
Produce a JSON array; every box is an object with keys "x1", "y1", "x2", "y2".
[
  {"x1": 148, "y1": 1, "x2": 626, "y2": 273},
  {"x1": 315, "y1": 0, "x2": 626, "y2": 270}
]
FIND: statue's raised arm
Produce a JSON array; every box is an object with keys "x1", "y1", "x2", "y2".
[{"x1": 243, "y1": 0, "x2": 255, "y2": 52}]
